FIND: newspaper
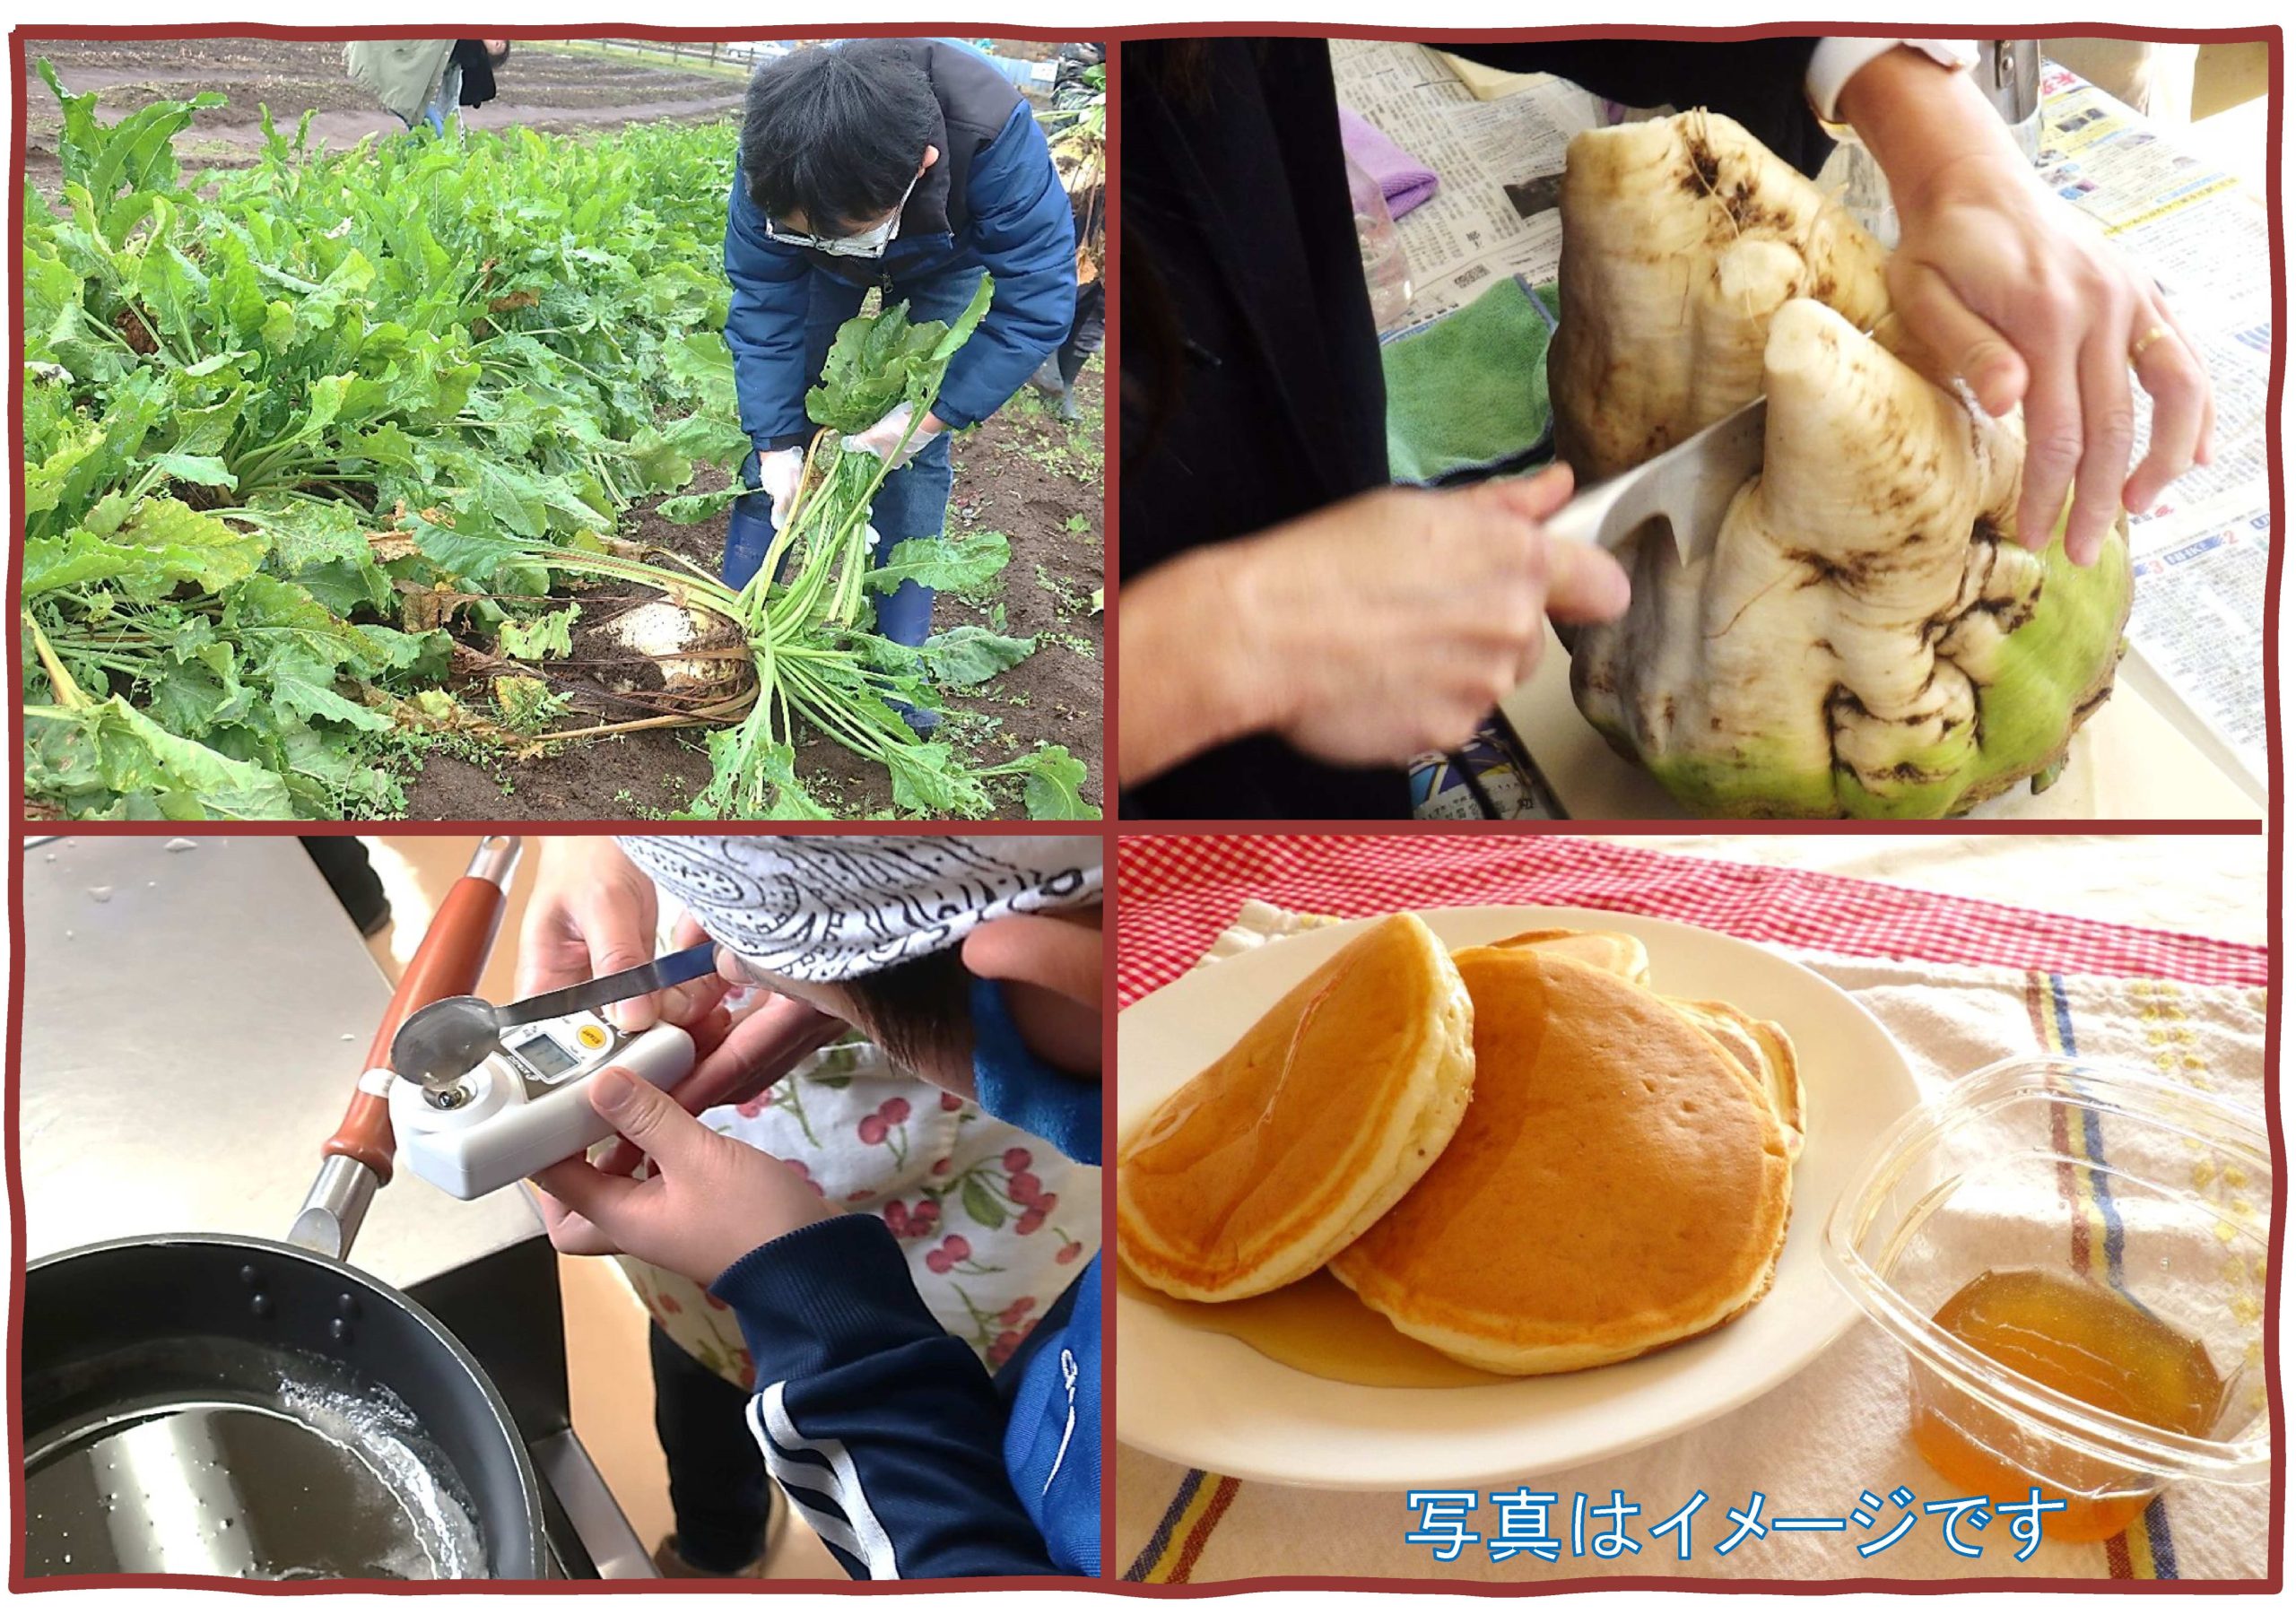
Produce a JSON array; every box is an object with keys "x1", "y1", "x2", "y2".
[
  {"x1": 1331, "y1": 39, "x2": 1601, "y2": 323},
  {"x1": 1336, "y1": 45, "x2": 2270, "y2": 803},
  {"x1": 2033, "y1": 68, "x2": 2271, "y2": 795}
]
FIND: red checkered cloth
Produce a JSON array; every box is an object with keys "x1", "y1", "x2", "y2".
[{"x1": 1117, "y1": 835, "x2": 2266, "y2": 1003}]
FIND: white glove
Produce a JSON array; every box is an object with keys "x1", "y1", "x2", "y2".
[
  {"x1": 840, "y1": 402, "x2": 944, "y2": 472},
  {"x1": 754, "y1": 447, "x2": 805, "y2": 526}
]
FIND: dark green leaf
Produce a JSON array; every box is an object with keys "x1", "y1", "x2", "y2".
[
  {"x1": 146, "y1": 653, "x2": 249, "y2": 737},
  {"x1": 264, "y1": 651, "x2": 393, "y2": 733},
  {"x1": 926, "y1": 273, "x2": 996, "y2": 363},
  {"x1": 805, "y1": 273, "x2": 996, "y2": 433},
  {"x1": 408, "y1": 517, "x2": 545, "y2": 593},
  {"x1": 260, "y1": 500, "x2": 395, "y2": 617}
]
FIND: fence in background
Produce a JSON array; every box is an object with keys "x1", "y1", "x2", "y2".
[
  {"x1": 592, "y1": 39, "x2": 797, "y2": 68},
  {"x1": 587, "y1": 38, "x2": 1060, "y2": 95}
]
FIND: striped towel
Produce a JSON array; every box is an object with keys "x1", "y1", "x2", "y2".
[{"x1": 1115, "y1": 836, "x2": 2267, "y2": 1584}]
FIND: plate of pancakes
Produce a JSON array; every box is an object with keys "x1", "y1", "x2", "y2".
[{"x1": 1115, "y1": 906, "x2": 1918, "y2": 1488}]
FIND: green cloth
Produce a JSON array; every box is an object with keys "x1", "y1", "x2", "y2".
[{"x1": 1381, "y1": 276, "x2": 1557, "y2": 485}]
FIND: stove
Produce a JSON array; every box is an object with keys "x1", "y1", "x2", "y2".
[
  {"x1": 409, "y1": 1235, "x2": 650, "y2": 1580},
  {"x1": 17, "y1": 836, "x2": 652, "y2": 1582}
]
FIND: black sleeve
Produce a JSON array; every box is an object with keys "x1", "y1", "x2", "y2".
[
  {"x1": 451, "y1": 39, "x2": 500, "y2": 108},
  {"x1": 1442, "y1": 39, "x2": 1833, "y2": 177}
]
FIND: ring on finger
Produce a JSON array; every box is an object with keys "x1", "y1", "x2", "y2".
[{"x1": 2129, "y1": 323, "x2": 2170, "y2": 364}]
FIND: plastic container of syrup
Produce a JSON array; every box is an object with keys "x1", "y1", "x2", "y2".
[{"x1": 1825, "y1": 1058, "x2": 2269, "y2": 1541}]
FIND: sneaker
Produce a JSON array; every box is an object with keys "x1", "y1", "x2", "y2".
[
  {"x1": 649, "y1": 1484, "x2": 788, "y2": 1579},
  {"x1": 650, "y1": 1535, "x2": 768, "y2": 1581}
]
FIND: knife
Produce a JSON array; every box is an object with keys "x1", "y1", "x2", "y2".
[{"x1": 1542, "y1": 395, "x2": 1767, "y2": 567}]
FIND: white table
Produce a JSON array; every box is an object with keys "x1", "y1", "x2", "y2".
[{"x1": 1503, "y1": 622, "x2": 2263, "y2": 820}]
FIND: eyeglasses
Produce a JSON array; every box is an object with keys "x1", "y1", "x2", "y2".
[{"x1": 764, "y1": 169, "x2": 922, "y2": 259}]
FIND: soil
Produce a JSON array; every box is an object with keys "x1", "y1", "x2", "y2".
[
  {"x1": 20, "y1": 38, "x2": 747, "y2": 188},
  {"x1": 400, "y1": 364, "x2": 1107, "y2": 820}
]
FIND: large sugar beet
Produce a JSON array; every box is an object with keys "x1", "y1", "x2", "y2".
[{"x1": 1552, "y1": 112, "x2": 2132, "y2": 818}]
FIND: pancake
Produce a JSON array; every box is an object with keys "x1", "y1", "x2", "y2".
[
  {"x1": 1486, "y1": 927, "x2": 1650, "y2": 985},
  {"x1": 1118, "y1": 913, "x2": 1477, "y2": 1302},
  {"x1": 1330, "y1": 947, "x2": 1793, "y2": 1373},
  {"x1": 1669, "y1": 997, "x2": 1805, "y2": 1162},
  {"x1": 1490, "y1": 930, "x2": 1802, "y2": 1162}
]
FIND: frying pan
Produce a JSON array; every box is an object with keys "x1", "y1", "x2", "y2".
[{"x1": 20, "y1": 836, "x2": 547, "y2": 1581}]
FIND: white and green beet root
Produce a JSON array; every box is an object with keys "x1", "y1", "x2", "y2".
[{"x1": 1551, "y1": 111, "x2": 2132, "y2": 818}]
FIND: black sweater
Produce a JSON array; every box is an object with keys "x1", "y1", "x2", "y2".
[
  {"x1": 1118, "y1": 37, "x2": 1827, "y2": 820},
  {"x1": 451, "y1": 40, "x2": 509, "y2": 108}
]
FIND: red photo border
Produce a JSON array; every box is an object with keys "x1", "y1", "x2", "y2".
[{"x1": 4, "y1": 14, "x2": 2284, "y2": 1601}]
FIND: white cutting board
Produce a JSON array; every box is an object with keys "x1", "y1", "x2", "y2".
[{"x1": 1503, "y1": 624, "x2": 2262, "y2": 820}]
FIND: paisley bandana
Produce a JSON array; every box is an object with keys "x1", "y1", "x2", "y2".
[{"x1": 618, "y1": 836, "x2": 1102, "y2": 983}]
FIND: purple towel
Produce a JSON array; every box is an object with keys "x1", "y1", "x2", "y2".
[{"x1": 1337, "y1": 105, "x2": 1439, "y2": 218}]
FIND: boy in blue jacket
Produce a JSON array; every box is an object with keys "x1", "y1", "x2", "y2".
[
  {"x1": 721, "y1": 39, "x2": 1077, "y2": 731},
  {"x1": 529, "y1": 837, "x2": 1100, "y2": 1578}
]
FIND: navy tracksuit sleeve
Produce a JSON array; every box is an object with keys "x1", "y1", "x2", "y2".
[
  {"x1": 723, "y1": 162, "x2": 817, "y2": 453},
  {"x1": 970, "y1": 975, "x2": 1100, "y2": 1167},
  {"x1": 931, "y1": 103, "x2": 1078, "y2": 430},
  {"x1": 713, "y1": 1214, "x2": 1065, "y2": 1578}
]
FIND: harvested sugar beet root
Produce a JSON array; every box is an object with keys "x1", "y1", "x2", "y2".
[
  {"x1": 1551, "y1": 110, "x2": 2131, "y2": 818},
  {"x1": 506, "y1": 277, "x2": 1094, "y2": 820}
]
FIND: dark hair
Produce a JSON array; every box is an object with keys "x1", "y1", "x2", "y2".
[
  {"x1": 740, "y1": 42, "x2": 938, "y2": 232},
  {"x1": 1132, "y1": 39, "x2": 1214, "y2": 101},
  {"x1": 839, "y1": 945, "x2": 972, "y2": 1080}
]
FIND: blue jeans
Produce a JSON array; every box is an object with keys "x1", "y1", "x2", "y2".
[
  {"x1": 398, "y1": 63, "x2": 463, "y2": 136},
  {"x1": 722, "y1": 262, "x2": 977, "y2": 652}
]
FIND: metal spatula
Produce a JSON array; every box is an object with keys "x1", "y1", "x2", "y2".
[
  {"x1": 388, "y1": 941, "x2": 720, "y2": 1091},
  {"x1": 1543, "y1": 395, "x2": 1769, "y2": 566}
]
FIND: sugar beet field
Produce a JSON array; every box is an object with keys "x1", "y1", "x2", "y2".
[{"x1": 18, "y1": 39, "x2": 1105, "y2": 820}]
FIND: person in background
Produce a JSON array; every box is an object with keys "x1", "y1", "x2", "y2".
[
  {"x1": 445, "y1": 39, "x2": 512, "y2": 125},
  {"x1": 720, "y1": 39, "x2": 1077, "y2": 733},
  {"x1": 1118, "y1": 37, "x2": 2213, "y2": 820},
  {"x1": 1033, "y1": 50, "x2": 1101, "y2": 429},
  {"x1": 300, "y1": 837, "x2": 388, "y2": 938},
  {"x1": 344, "y1": 40, "x2": 452, "y2": 135},
  {"x1": 521, "y1": 836, "x2": 1101, "y2": 1579},
  {"x1": 344, "y1": 39, "x2": 508, "y2": 137},
  {"x1": 1038, "y1": 236, "x2": 1106, "y2": 429}
]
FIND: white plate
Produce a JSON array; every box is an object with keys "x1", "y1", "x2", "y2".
[{"x1": 1115, "y1": 905, "x2": 1919, "y2": 1490}]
